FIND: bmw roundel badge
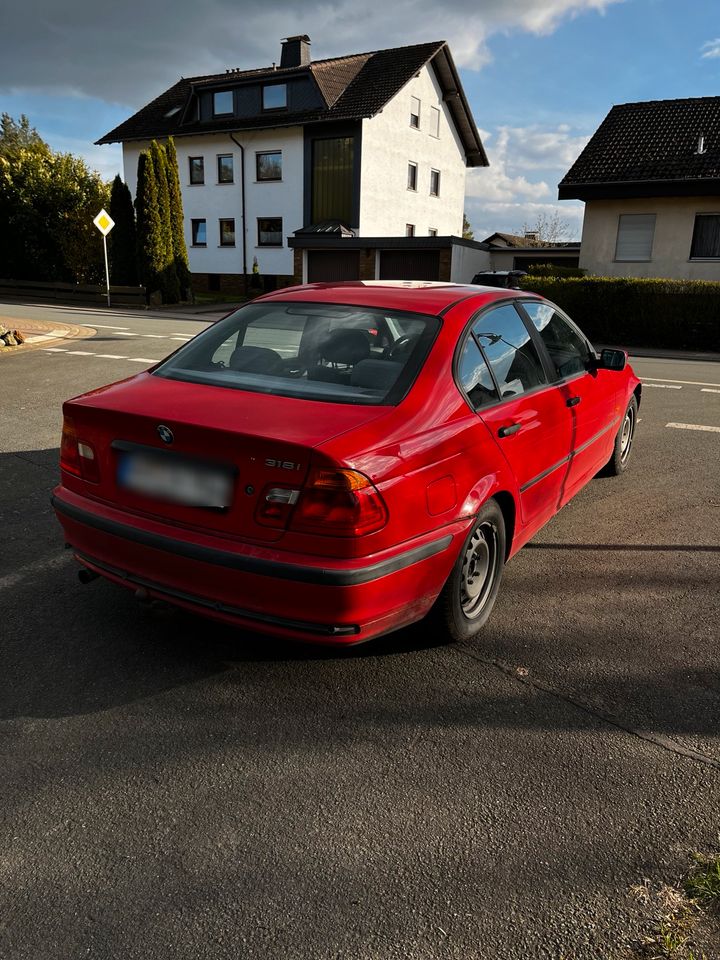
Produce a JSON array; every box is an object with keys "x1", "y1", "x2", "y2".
[{"x1": 157, "y1": 424, "x2": 174, "y2": 444}]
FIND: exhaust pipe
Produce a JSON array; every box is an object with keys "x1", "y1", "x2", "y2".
[{"x1": 78, "y1": 567, "x2": 99, "y2": 584}]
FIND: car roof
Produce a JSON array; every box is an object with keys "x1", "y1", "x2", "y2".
[{"x1": 258, "y1": 280, "x2": 538, "y2": 315}]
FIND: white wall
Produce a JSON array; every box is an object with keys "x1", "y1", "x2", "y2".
[
  {"x1": 450, "y1": 243, "x2": 490, "y2": 282},
  {"x1": 580, "y1": 197, "x2": 720, "y2": 280},
  {"x1": 359, "y1": 64, "x2": 467, "y2": 237},
  {"x1": 123, "y1": 128, "x2": 304, "y2": 276}
]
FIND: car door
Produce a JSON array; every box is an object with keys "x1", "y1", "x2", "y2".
[
  {"x1": 457, "y1": 302, "x2": 573, "y2": 533},
  {"x1": 519, "y1": 300, "x2": 621, "y2": 500}
]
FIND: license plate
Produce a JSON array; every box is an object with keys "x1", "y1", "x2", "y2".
[{"x1": 118, "y1": 452, "x2": 233, "y2": 508}]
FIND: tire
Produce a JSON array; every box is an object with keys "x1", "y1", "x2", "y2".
[
  {"x1": 602, "y1": 395, "x2": 638, "y2": 477},
  {"x1": 436, "y1": 499, "x2": 506, "y2": 642}
]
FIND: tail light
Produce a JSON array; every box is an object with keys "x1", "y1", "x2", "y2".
[
  {"x1": 60, "y1": 415, "x2": 100, "y2": 483},
  {"x1": 290, "y1": 468, "x2": 388, "y2": 537}
]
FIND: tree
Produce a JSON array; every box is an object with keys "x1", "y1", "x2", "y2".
[
  {"x1": 108, "y1": 175, "x2": 138, "y2": 286},
  {"x1": 0, "y1": 113, "x2": 48, "y2": 159},
  {"x1": 0, "y1": 139, "x2": 109, "y2": 283},
  {"x1": 149, "y1": 139, "x2": 180, "y2": 302},
  {"x1": 164, "y1": 137, "x2": 191, "y2": 299},
  {"x1": 135, "y1": 150, "x2": 164, "y2": 296},
  {"x1": 462, "y1": 212, "x2": 474, "y2": 240},
  {"x1": 518, "y1": 211, "x2": 571, "y2": 244}
]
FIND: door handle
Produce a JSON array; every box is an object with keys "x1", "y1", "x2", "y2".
[
  {"x1": 566, "y1": 396, "x2": 581, "y2": 407},
  {"x1": 497, "y1": 423, "x2": 521, "y2": 438}
]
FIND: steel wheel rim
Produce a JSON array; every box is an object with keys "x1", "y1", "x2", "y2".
[
  {"x1": 460, "y1": 522, "x2": 499, "y2": 619},
  {"x1": 620, "y1": 405, "x2": 635, "y2": 463}
]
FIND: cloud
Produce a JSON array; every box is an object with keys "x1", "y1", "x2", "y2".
[
  {"x1": 700, "y1": 38, "x2": 720, "y2": 59},
  {"x1": 0, "y1": 0, "x2": 625, "y2": 105}
]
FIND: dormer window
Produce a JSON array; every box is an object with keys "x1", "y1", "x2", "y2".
[
  {"x1": 213, "y1": 91, "x2": 233, "y2": 116},
  {"x1": 263, "y1": 84, "x2": 287, "y2": 111}
]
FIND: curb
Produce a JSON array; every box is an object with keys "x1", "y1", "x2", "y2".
[{"x1": 0, "y1": 317, "x2": 96, "y2": 356}]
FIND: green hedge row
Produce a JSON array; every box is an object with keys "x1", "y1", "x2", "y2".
[
  {"x1": 525, "y1": 263, "x2": 586, "y2": 278},
  {"x1": 519, "y1": 276, "x2": 720, "y2": 351}
]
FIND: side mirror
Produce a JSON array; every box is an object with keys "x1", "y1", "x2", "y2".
[{"x1": 597, "y1": 348, "x2": 627, "y2": 372}]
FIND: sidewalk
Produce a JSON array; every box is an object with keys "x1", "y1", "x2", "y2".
[{"x1": 0, "y1": 316, "x2": 95, "y2": 355}]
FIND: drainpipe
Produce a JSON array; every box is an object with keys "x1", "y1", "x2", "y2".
[{"x1": 229, "y1": 133, "x2": 247, "y2": 297}]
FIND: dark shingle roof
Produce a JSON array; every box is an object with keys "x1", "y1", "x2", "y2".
[
  {"x1": 559, "y1": 96, "x2": 720, "y2": 199},
  {"x1": 97, "y1": 41, "x2": 487, "y2": 166}
]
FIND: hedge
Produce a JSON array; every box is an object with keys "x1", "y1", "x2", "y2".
[
  {"x1": 519, "y1": 276, "x2": 720, "y2": 351},
  {"x1": 525, "y1": 263, "x2": 586, "y2": 278}
]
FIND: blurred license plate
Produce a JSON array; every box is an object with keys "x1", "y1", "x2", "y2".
[{"x1": 118, "y1": 452, "x2": 233, "y2": 508}]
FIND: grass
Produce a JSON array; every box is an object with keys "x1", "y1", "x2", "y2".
[{"x1": 619, "y1": 855, "x2": 720, "y2": 959}]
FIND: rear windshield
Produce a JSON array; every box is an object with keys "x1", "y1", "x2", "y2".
[{"x1": 154, "y1": 301, "x2": 440, "y2": 405}]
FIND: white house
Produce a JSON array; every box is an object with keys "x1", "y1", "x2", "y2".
[{"x1": 97, "y1": 36, "x2": 487, "y2": 290}]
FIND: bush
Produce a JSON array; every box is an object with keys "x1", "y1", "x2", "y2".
[
  {"x1": 525, "y1": 263, "x2": 586, "y2": 278},
  {"x1": 519, "y1": 276, "x2": 720, "y2": 351}
]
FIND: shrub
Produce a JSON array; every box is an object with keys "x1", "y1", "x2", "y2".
[
  {"x1": 525, "y1": 263, "x2": 586, "y2": 278},
  {"x1": 519, "y1": 276, "x2": 720, "y2": 351}
]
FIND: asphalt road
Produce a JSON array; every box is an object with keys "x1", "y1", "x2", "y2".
[{"x1": 1, "y1": 302, "x2": 719, "y2": 960}]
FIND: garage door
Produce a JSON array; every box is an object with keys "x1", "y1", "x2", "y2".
[
  {"x1": 307, "y1": 250, "x2": 360, "y2": 282},
  {"x1": 379, "y1": 250, "x2": 440, "y2": 281}
]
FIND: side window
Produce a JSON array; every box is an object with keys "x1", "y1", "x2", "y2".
[
  {"x1": 522, "y1": 301, "x2": 591, "y2": 380},
  {"x1": 472, "y1": 304, "x2": 547, "y2": 398},
  {"x1": 458, "y1": 336, "x2": 498, "y2": 409}
]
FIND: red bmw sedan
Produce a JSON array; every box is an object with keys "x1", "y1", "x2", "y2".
[{"x1": 52, "y1": 282, "x2": 640, "y2": 645}]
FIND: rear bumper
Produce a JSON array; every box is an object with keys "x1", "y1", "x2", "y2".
[{"x1": 52, "y1": 487, "x2": 468, "y2": 644}]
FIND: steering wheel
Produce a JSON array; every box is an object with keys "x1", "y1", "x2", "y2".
[{"x1": 386, "y1": 335, "x2": 414, "y2": 360}]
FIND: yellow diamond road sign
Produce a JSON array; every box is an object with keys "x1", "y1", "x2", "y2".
[{"x1": 93, "y1": 209, "x2": 115, "y2": 236}]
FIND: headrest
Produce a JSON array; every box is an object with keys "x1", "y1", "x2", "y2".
[{"x1": 319, "y1": 329, "x2": 371, "y2": 365}]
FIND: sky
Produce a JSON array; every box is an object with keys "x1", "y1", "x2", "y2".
[{"x1": 2, "y1": 0, "x2": 719, "y2": 241}]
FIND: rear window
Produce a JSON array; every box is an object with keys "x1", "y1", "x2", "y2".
[{"x1": 154, "y1": 301, "x2": 440, "y2": 405}]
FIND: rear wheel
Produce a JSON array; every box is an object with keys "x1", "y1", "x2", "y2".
[
  {"x1": 602, "y1": 395, "x2": 638, "y2": 476},
  {"x1": 437, "y1": 500, "x2": 506, "y2": 642}
]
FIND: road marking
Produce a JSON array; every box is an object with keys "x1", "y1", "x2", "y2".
[
  {"x1": 170, "y1": 336, "x2": 193, "y2": 341},
  {"x1": 127, "y1": 357, "x2": 157, "y2": 363},
  {"x1": 643, "y1": 377, "x2": 720, "y2": 388},
  {"x1": 701, "y1": 388, "x2": 720, "y2": 394},
  {"x1": 0, "y1": 552, "x2": 72, "y2": 592},
  {"x1": 80, "y1": 323, "x2": 129, "y2": 330},
  {"x1": 95, "y1": 353, "x2": 128, "y2": 359},
  {"x1": 43, "y1": 348, "x2": 68, "y2": 352},
  {"x1": 140, "y1": 334, "x2": 167, "y2": 338},
  {"x1": 666, "y1": 422, "x2": 720, "y2": 433},
  {"x1": 113, "y1": 331, "x2": 136, "y2": 336},
  {"x1": 66, "y1": 350, "x2": 95, "y2": 355},
  {"x1": 644, "y1": 383, "x2": 682, "y2": 389}
]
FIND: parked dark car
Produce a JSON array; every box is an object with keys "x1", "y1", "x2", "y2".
[{"x1": 471, "y1": 270, "x2": 527, "y2": 289}]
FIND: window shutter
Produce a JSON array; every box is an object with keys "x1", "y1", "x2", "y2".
[{"x1": 615, "y1": 214, "x2": 656, "y2": 261}]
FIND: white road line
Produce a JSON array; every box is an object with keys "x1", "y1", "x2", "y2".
[
  {"x1": 43, "y1": 348, "x2": 68, "y2": 352},
  {"x1": 113, "y1": 332, "x2": 136, "y2": 336},
  {"x1": 170, "y1": 336, "x2": 193, "y2": 341},
  {"x1": 643, "y1": 377, "x2": 720, "y2": 388},
  {"x1": 0, "y1": 553, "x2": 72, "y2": 593},
  {"x1": 127, "y1": 357, "x2": 157, "y2": 363},
  {"x1": 80, "y1": 323, "x2": 129, "y2": 330},
  {"x1": 140, "y1": 334, "x2": 167, "y2": 338},
  {"x1": 95, "y1": 354, "x2": 128, "y2": 359},
  {"x1": 644, "y1": 383, "x2": 682, "y2": 389},
  {"x1": 701, "y1": 388, "x2": 720, "y2": 394},
  {"x1": 66, "y1": 350, "x2": 95, "y2": 355},
  {"x1": 666, "y1": 422, "x2": 720, "y2": 433}
]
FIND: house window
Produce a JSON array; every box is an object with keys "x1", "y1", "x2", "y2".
[
  {"x1": 217, "y1": 155, "x2": 234, "y2": 184},
  {"x1": 263, "y1": 84, "x2": 287, "y2": 111},
  {"x1": 219, "y1": 219, "x2": 235, "y2": 246},
  {"x1": 256, "y1": 151, "x2": 282, "y2": 181},
  {"x1": 690, "y1": 214, "x2": 720, "y2": 259},
  {"x1": 410, "y1": 96, "x2": 421, "y2": 129},
  {"x1": 430, "y1": 169, "x2": 440, "y2": 197},
  {"x1": 428, "y1": 228, "x2": 438, "y2": 237},
  {"x1": 191, "y1": 219, "x2": 207, "y2": 246},
  {"x1": 189, "y1": 157, "x2": 204, "y2": 185},
  {"x1": 258, "y1": 217, "x2": 283, "y2": 246},
  {"x1": 406, "y1": 224, "x2": 415, "y2": 237},
  {"x1": 213, "y1": 91, "x2": 233, "y2": 116},
  {"x1": 407, "y1": 162, "x2": 418, "y2": 191},
  {"x1": 312, "y1": 137, "x2": 354, "y2": 223},
  {"x1": 615, "y1": 214, "x2": 656, "y2": 261},
  {"x1": 430, "y1": 107, "x2": 440, "y2": 138}
]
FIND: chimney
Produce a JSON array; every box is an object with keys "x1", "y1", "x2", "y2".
[{"x1": 280, "y1": 35, "x2": 311, "y2": 69}]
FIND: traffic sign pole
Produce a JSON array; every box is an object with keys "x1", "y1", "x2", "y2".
[{"x1": 92, "y1": 208, "x2": 115, "y2": 309}]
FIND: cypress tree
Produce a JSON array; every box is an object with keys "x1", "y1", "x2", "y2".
[
  {"x1": 149, "y1": 139, "x2": 180, "y2": 303},
  {"x1": 109, "y1": 175, "x2": 138, "y2": 286},
  {"x1": 164, "y1": 137, "x2": 192, "y2": 300},
  {"x1": 135, "y1": 149, "x2": 164, "y2": 298}
]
